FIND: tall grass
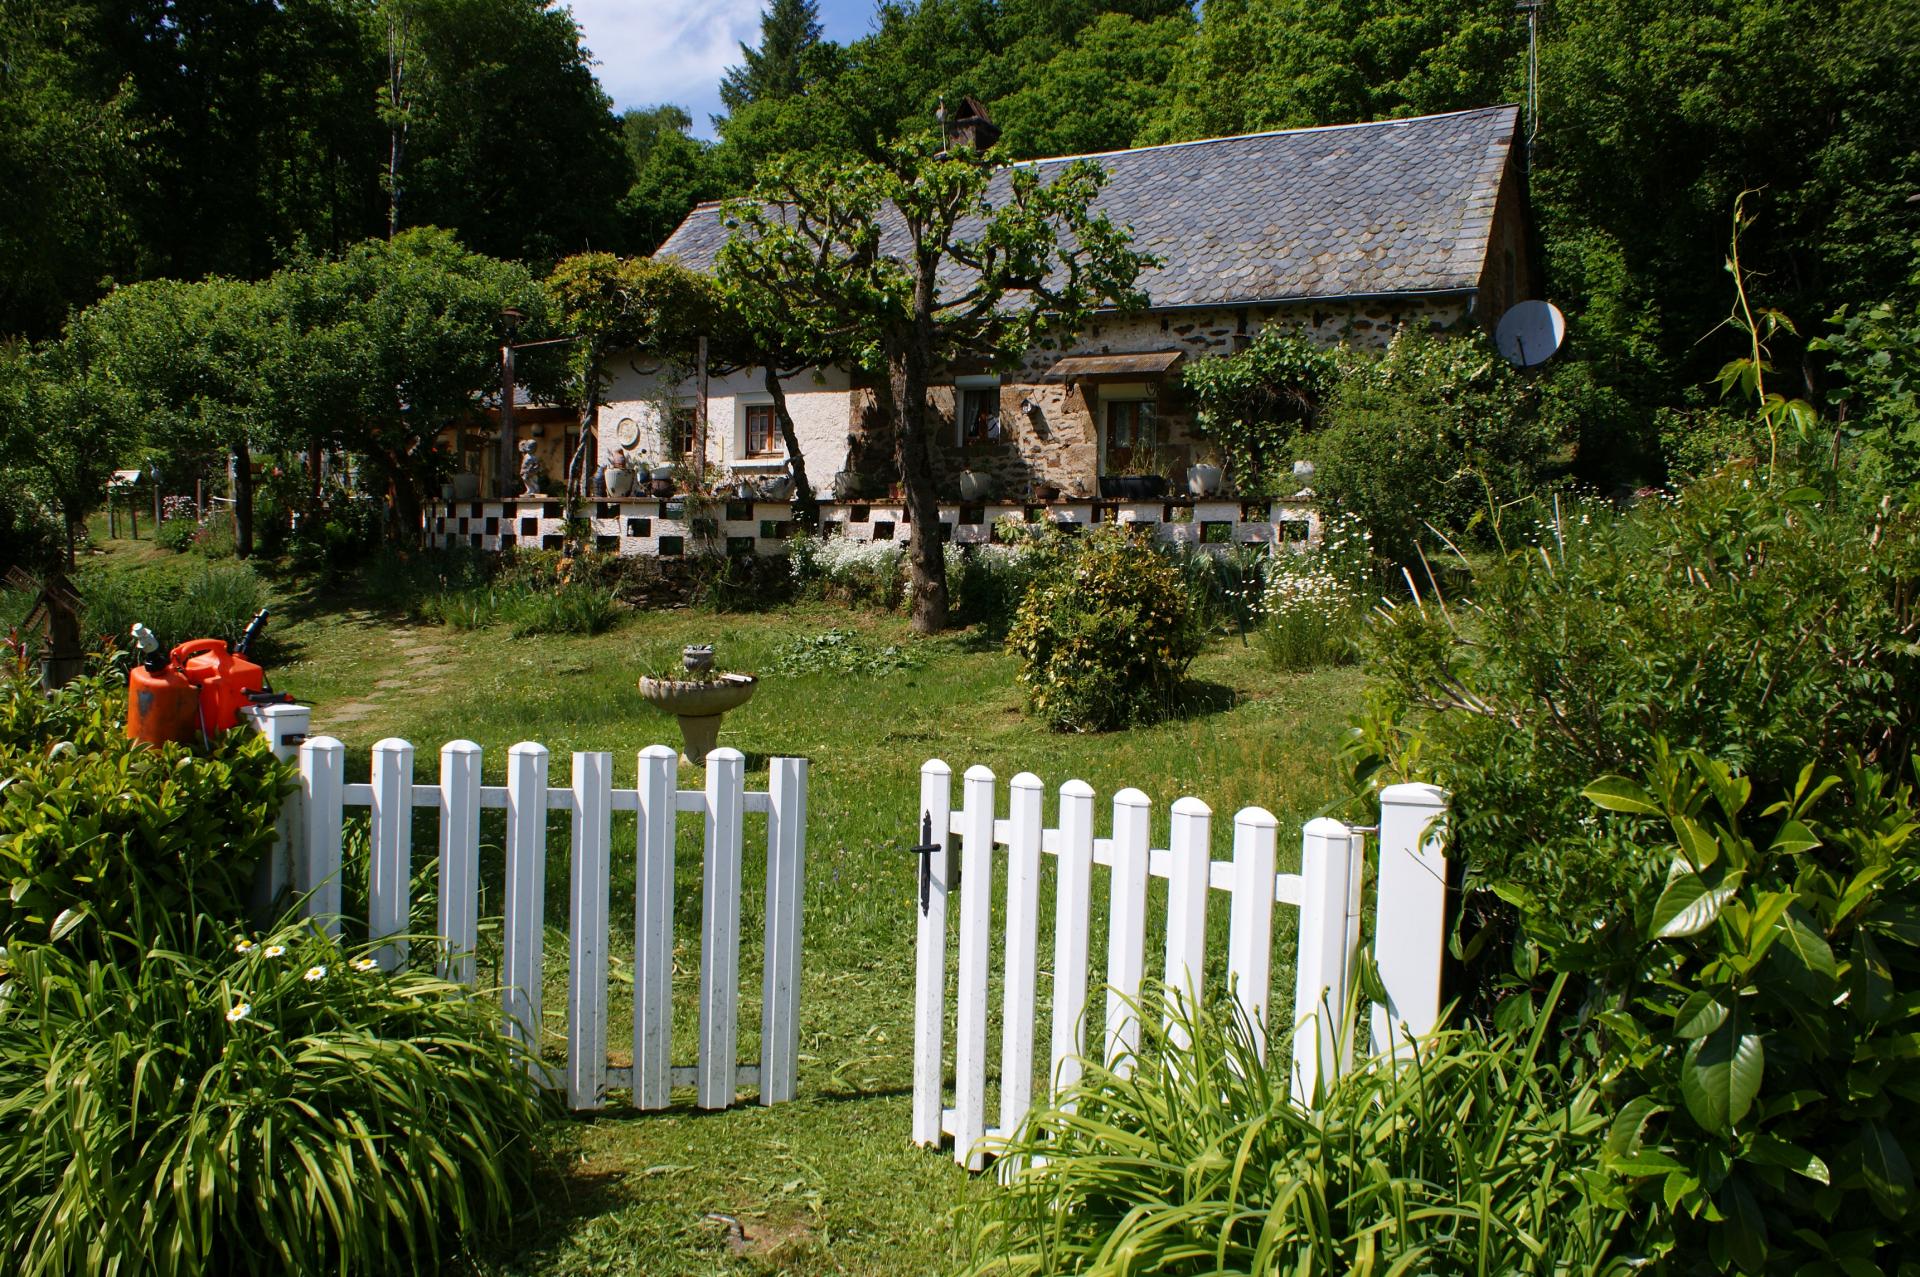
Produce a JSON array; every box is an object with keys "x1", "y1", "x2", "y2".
[
  {"x1": 77, "y1": 561, "x2": 266, "y2": 650},
  {"x1": 968, "y1": 985, "x2": 1626, "y2": 1275},
  {"x1": 0, "y1": 912, "x2": 550, "y2": 1277}
]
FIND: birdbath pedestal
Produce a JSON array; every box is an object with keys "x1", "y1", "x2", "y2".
[{"x1": 636, "y1": 673, "x2": 757, "y2": 766}]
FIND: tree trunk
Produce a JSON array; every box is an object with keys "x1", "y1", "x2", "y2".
[
  {"x1": 765, "y1": 365, "x2": 819, "y2": 530},
  {"x1": 889, "y1": 324, "x2": 947, "y2": 634},
  {"x1": 232, "y1": 436, "x2": 255, "y2": 559}
]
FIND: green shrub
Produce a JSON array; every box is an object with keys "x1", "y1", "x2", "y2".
[
  {"x1": 1580, "y1": 748, "x2": 1920, "y2": 1273},
  {"x1": 1356, "y1": 471, "x2": 1920, "y2": 950},
  {"x1": 77, "y1": 560, "x2": 266, "y2": 651},
  {"x1": 967, "y1": 989, "x2": 1624, "y2": 1275},
  {"x1": 420, "y1": 585, "x2": 504, "y2": 629},
  {"x1": 1310, "y1": 329, "x2": 1557, "y2": 562},
  {"x1": 1006, "y1": 527, "x2": 1203, "y2": 731},
  {"x1": 154, "y1": 516, "x2": 198, "y2": 552},
  {"x1": 0, "y1": 913, "x2": 549, "y2": 1277},
  {"x1": 0, "y1": 659, "x2": 287, "y2": 952},
  {"x1": 945, "y1": 534, "x2": 1052, "y2": 637}
]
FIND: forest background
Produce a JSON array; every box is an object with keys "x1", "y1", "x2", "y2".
[{"x1": 7, "y1": 0, "x2": 1918, "y2": 488}]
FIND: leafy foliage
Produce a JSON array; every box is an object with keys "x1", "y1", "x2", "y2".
[
  {"x1": 1580, "y1": 749, "x2": 1920, "y2": 1273},
  {"x1": 967, "y1": 989, "x2": 1625, "y2": 1275},
  {"x1": 767, "y1": 629, "x2": 926, "y2": 677},
  {"x1": 0, "y1": 912, "x2": 549, "y2": 1277},
  {"x1": 1357, "y1": 471, "x2": 1920, "y2": 950},
  {"x1": 1179, "y1": 327, "x2": 1339, "y2": 500},
  {"x1": 1006, "y1": 527, "x2": 1201, "y2": 731},
  {"x1": 0, "y1": 655, "x2": 287, "y2": 954},
  {"x1": 1814, "y1": 293, "x2": 1920, "y2": 496}
]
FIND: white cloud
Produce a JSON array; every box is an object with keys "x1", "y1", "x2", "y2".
[{"x1": 562, "y1": 0, "x2": 763, "y2": 131}]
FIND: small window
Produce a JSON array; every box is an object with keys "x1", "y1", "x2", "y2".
[
  {"x1": 668, "y1": 405, "x2": 697, "y2": 458},
  {"x1": 957, "y1": 386, "x2": 1002, "y2": 447},
  {"x1": 1104, "y1": 399, "x2": 1158, "y2": 472},
  {"x1": 744, "y1": 403, "x2": 780, "y2": 457}
]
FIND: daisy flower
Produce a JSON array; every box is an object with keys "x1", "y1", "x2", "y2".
[
  {"x1": 350, "y1": 957, "x2": 378, "y2": 973},
  {"x1": 262, "y1": 944, "x2": 286, "y2": 959},
  {"x1": 303, "y1": 965, "x2": 327, "y2": 982},
  {"x1": 233, "y1": 939, "x2": 256, "y2": 955},
  {"x1": 226, "y1": 1003, "x2": 251, "y2": 1023}
]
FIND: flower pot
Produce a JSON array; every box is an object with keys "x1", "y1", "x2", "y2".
[
  {"x1": 449, "y1": 471, "x2": 481, "y2": 500},
  {"x1": 1033, "y1": 482, "x2": 1060, "y2": 502},
  {"x1": 649, "y1": 478, "x2": 674, "y2": 498},
  {"x1": 606, "y1": 467, "x2": 636, "y2": 497},
  {"x1": 1098, "y1": 475, "x2": 1122, "y2": 498},
  {"x1": 1186, "y1": 464, "x2": 1222, "y2": 497},
  {"x1": 958, "y1": 470, "x2": 991, "y2": 501},
  {"x1": 652, "y1": 463, "x2": 677, "y2": 481},
  {"x1": 760, "y1": 475, "x2": 794, "y2": 501}
]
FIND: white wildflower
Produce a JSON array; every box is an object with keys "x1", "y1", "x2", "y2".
[
  {"x1": 350, "y1": 957, "x2": 378, "y2": 973},
  {"x1": 226, "y1": 1002, "x2": 251, "y2": 1023},
  {"x1": 233, "y1": 939, "x2": 256, "y2": 955},
  {"x1": 303, "y1": 965, "x2": 327, "y2": 982},
  {"x1": 262, "y1": 944, "x2": 286, "y2": 959}
]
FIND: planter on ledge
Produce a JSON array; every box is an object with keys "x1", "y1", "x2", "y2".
[{"x1": 637, "y1": 673, "x2": 757, "y2": 765}]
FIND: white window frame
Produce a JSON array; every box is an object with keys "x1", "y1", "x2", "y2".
[
  {"x1": 1096, "y1": 382, "x2": 1157, "y2": 472},
  {"x1": 953, "y1": 374, "x2": 1002, "y2": 447},
  {"x1": 732, "y1": 393, "x2": 787, "y2": 469}
]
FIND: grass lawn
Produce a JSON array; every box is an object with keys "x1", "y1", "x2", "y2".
[{"x1": 46, "y1": 534, "x2": 1368, "y2": 1276}]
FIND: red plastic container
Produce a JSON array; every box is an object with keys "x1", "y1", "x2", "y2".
[
  {"x1": 126, "y1": 661, "x2": 201, "y2": 746},
  {"x1": 173, "y1": 638, "x2": 267, "y2": 735}
]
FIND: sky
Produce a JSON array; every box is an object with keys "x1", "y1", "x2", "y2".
[{"x1": 564, "y1": 0, "x2": 880, "y2": 138}]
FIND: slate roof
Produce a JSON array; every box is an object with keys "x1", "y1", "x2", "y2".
[{"x1": 655, "y1": 105, "x2": 1520, "y2": 311}]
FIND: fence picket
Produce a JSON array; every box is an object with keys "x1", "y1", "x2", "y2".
[
  {"x1": 760, "y1": 756, "x2": 808, "y2": 1105},
  {"x1": 912, "y1": 761, "x2": 954, "y2": 1147},
  {"x1": 954, "y1": 765, "x2": 997, "y2": 1169},
  {"x1": 437, "y1": 741, "x2": 481, "y2": 984},
  {"x1": 1292, "y1": 818, "x2": 1359, "y2": 1105},
  {"x1": 997, "y1": 772, "x2": 1044, "y2": 1153},
  {"x1": 1163, "y1": 797, "x2": 1212, "y2": 1045},
  {"x1": 1225, "y1": 808, "x2": 1279, "y2": 1060},
  {"x1": 567, "y1": 752, "x2": 612, "y2": 1110},
  {"x1": 242, "y1": 703, "x2": 310, "y2": 913},
  {"x1": 697, "y1": 749, "x2": 746, "y2": 1109},
  {"x1": 270, "y1": 715, "x2": 806, "y2": 1116},
  {"x1": 299, "y1": 736, "x2": 344, "y2": 937},
  {"x1": 369, "y1": 739, "x2": 414, "y2": 969},
  {"x1": 1104, "y1": 788, "x2": 1152, "y2": 1073},
  {"x1": 502, "y1": 743, "x2": 549, "y2": 1058},
  {"x1": 1372, "y1": 783, "x2": 1451, "y2": 1063},
  {"x1": 633, "y1": 745, "x2": 679, "y2": 1110},
  {"x1": 1048, "y1": 780, "x2": 1096, "y2": 1104}
]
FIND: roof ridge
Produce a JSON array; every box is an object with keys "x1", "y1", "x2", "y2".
[{"x1": 1012, "y1": 104, "x2": 1519, "y2": 170}]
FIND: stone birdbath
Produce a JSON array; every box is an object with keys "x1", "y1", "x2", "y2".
[{"x1": 637, "y1": 644, "x2": 757, "y2": 765}]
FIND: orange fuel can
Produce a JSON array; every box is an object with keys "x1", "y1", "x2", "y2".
[
  {"x1": 174, "y1": 638, "x2": 267, "y2": 735},
  {"x1": 126, "y1": 660, "x2": 201, "y2": 746}
]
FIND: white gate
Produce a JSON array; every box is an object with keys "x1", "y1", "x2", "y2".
[
  {"x1": 246, "y1": 704, "x2": 808, "y2": 1113},
  {"x1": 911, "y1": 760, "x2": 1449, "y2": 1169}
]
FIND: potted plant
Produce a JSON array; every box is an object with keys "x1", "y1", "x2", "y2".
[
  {"x1": 959, "y1": 468, "x2": 992, "y2": 501},
  {"x1": 604, "y1": 448, "x2": 637, "y2": 497},
  {"x1": 1186, "y1": 444, "x2": 1223, "y2": 497},
  {"x1": 1033, "y1": 479, "x2": 1060, "y2": 502}
]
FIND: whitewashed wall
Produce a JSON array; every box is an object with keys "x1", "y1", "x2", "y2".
[{"x1": 596, "y1": 360, "x2": 854, "y2": 479}]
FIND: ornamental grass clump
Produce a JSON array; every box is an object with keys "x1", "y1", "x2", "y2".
[
  {"x1": 1261, "y1": 513, "x2": 1375, "y2": 671},
  {"x1": 0, "y1": 913, "x2": 550, "y2": 1277},
  {"x1": 1006, "y1": 527, "x2": 1203, "y2": 731},
  {"x1": 965, "y1": 987, "x2": 1626, "y2": 1276}
]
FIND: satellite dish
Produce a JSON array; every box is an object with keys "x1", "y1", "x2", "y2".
[
  {"x1": 615, "y1": 417, "x2": 642, "y2": 449},
  {"x1": 1495, "y1": 300, "x2": 1566, "y2": 368}
]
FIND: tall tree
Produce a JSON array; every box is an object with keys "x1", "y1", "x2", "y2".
[
  {"x1": 719, "y1": 0, "x2": 828, "y2": 112},
  {"x1": 719, "y1": 137, "x2": 1151, "y2": 633},
  {"x1": 618, "y1": 106, "x2": 720, "y2": 252}
]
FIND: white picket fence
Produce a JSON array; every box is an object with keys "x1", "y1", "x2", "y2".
[
  {"x1": 912, "y1": 761, "x2": 1449, "y2": 1169},
  {"x1": 244, "y1": 703, "x2": 808, "y2": 1113}
]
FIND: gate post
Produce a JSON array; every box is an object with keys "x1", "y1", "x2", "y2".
[
  {"x1": 954, "y1": 764, "x2": 997, "y2": 1169},
  {"x1": 297, "y1": 735, "x2": 344, "y2": 937},
  {"x1": 1371, "y1": 783, "x2": 1451, "y2": 1063},
  {"x1": 760, "y1": 756, "x2": 809, "y2": 1104},
  {"x1": 911, "y1": 760, "x2": 953, "y2": 1146}
]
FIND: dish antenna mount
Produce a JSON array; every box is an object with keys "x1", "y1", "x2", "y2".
[{"x1": 1494, "y1": 299, "x2": 1566, "y2": 368}]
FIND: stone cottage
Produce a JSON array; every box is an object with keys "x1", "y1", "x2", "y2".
[{"x1": 597, "y1": 104, "x2": 1534, "y2": 502}]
